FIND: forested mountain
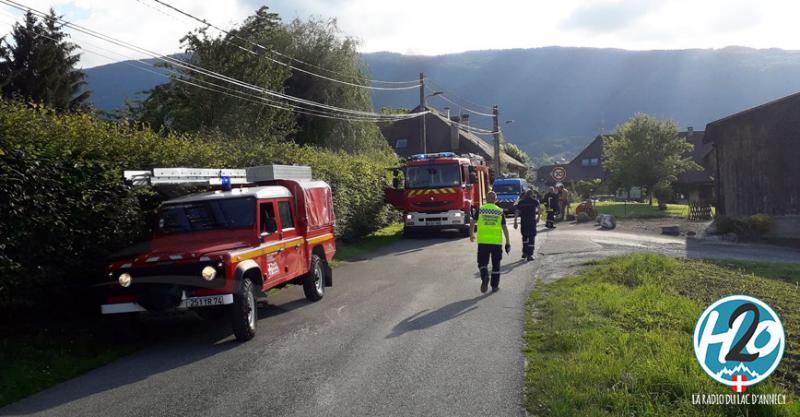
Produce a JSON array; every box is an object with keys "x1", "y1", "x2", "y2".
[{"x1": 85, "y1": 46, "x2": 800, "y2": 159}]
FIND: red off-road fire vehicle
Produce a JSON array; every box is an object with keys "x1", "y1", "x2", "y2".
[
  {"x1": 101, "y1": 165, "x2": 335, "y2": 342},
  {"x1": 384, "y1": 152, "x2": 491, "y2": 237}
]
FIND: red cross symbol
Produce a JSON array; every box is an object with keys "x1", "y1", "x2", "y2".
[{"x1": 731, "y1": 375, "x2": 747, "y2": 392}]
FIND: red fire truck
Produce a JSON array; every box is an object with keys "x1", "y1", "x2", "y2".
[
  {"x1": 101, "y1": 165, "x2": 335, "y2": 342},
  {"x1": 385, "y1": 152, "x2": 491, "y2": 237}
]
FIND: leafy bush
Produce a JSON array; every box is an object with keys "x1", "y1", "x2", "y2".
[
  {"x1": 715, "y1": 214, "x2": 773, "y2": 240},
  {"x1": 0, "y1": 100, "x2": 396, "y2": 315}
]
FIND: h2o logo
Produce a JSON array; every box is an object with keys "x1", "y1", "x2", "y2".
[{"x1": 693, "y1": 295, "x2": 785, "y2": 392}]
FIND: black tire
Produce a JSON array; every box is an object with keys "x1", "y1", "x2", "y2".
[
  {"x1": 230, "y1": 277, "x2": 257, "y2": 342},
  {"x1": 303, "y1": 254, "x2": 326, "y2": 302},
  {"x1": 459, "y1": 226, "x2": 470, "y2": 238}
]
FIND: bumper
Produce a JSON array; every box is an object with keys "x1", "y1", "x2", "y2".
[
  {"x1": 101, "y1": 293, "x2": 234, "y2": 315},
  {"x1": 404, "y1": 210, "x2": 468, "y2": 229},
  {"x1": 496, "y1": 199, "x2": 517, "y2": 212}
]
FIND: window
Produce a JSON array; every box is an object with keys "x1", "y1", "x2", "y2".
[
  {"x1": 581, "y1": 159, "x2": 589, "y2": 166},
  {"x1": 260, "y1": 203, "x2": 277, "y2": 234},
  {"x1": 158, "y1": 197, "x2": 255, "y2": 234},
  {"x1": 395, "y1": 139, "x2": 407, "y2": 149},
  {"x1": 590, "y1": 158, "x2": 599, "y2": 166},
  {"x1": 405, "y1": 164, "x2": 462, "y2": 188},
  {"x1": 278, "y1": 201, "x2": 294, "y2": 229}
]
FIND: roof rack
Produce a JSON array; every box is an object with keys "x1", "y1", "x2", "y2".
[{"x1": 124, "y1": 165, "x2": 312, "y2": 187}]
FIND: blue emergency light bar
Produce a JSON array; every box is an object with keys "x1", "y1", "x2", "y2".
[{"x1": 408, "y1": 152, "x2": 457, "y2": 161}]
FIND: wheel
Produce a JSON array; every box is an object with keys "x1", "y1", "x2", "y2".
[
  {"x1": 303, "y1": 254, "x2": 326, "y2": 302},
  {"x1": 459, "y1": 226, "x2": 470, "y2": 238},
  {"x1": 230, "y1": 277, "x2": 257, "y2": 342}
]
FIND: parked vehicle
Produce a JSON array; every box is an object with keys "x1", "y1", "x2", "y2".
[
  {"x1": 492, "y1": 177, "x2": 528, "y2": 213},
  {"x1": 101, "y1": 166, "x2": 335, "y2": 342},
  {"x1": 385, "y1": 152, "x2": 491, "y2": 237}
]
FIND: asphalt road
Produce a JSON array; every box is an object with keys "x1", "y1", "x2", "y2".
[
  {"x1": 4, "y1": 223, "x2": 797, "y2": 417},
  {"x1": 2, "y1": 230, "x2": 541, "y2": 417}
]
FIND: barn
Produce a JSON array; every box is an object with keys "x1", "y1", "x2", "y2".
[{"x1": 704, "y1": 92, "x2": 800, "y2": 238}]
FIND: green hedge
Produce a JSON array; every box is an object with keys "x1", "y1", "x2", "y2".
[{"x1": 0, "y1": 100, "x2": 396, "y2": 314}]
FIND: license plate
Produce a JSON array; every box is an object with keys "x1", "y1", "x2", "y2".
[{"x1": 186, "y1": 295, "x2": 225, "y2": 308}]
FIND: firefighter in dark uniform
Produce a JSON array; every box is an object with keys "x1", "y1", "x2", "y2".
[
  {"x1": 469, "y1": 192, "x2": 511, "y2": 293},
  {"x1": 513, "y1": 189, "x2": 540, "y2": 261},
  {"x1": 543, "y1": 186, "x2": 559, "y2": 229}
]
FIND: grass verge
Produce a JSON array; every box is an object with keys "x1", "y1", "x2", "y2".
[
  {"x1": 593, "y1": 201, "x2": 696, "y2": 219},
  {"x1": 525, "y1": 254, "x2": 799, "y2": 417},
  {"x1": 0, "y1": 322, "x2": 137, "y2": 407},
  {"x1": 0, "y1": 224, "x2": 403, "y2": 407},
  {"x1": 331, "y1": 223, "x2": 403, "y2": 267}
]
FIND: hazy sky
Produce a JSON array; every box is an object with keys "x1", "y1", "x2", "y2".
[{"x1": 1, "y1": 0, "x2": 798, "y2": 68}]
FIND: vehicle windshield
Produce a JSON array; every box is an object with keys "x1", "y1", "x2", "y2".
[
  {"x1": 405, "y1": 164, "x2": 461, "y2": 189},
  {"x1": 493, "y1": 184, "x2": 521, "y2": 194},
  {"x1": 157, "y1": 197, "x2": 255, "y2": 234}
]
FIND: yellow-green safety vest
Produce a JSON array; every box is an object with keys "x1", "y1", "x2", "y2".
[{"x1": 476, "y1": 203, "x2": 504, "y2": 245}]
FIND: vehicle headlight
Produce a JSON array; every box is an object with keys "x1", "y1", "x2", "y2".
[
  {"x1": 118, "y1": 273, "x2": 132, "y2": 288},
  {"x1": 406, "y1": 214, "x2": 413, "y2": 220},
  {"x1": 201, "y1": 266, "x2": 217, "y2": 281},
  {"x1": 454, "y1": 212, "x2": 463, "y2": 217}
]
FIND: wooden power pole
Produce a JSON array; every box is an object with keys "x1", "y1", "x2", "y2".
[{"x1": 493, "y1": 105, "x2": 500, "y2": 178}]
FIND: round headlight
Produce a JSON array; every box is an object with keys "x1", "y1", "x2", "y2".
[
  {"x1": 201, "y1": 266, "x2": 217, "y2": 281},
  {"x1": 406, "y1": 214, "x2": 413, "y2": 220},
  {"x1": 118, "y1": 273, "x2": 132, "y2": 288}
]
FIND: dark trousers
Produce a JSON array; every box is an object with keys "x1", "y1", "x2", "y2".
[
  {"x1": 546, "y1": 209, "x2": 556, "y2": 228},
  {"x1": 477, "y1": 244, "x2": 503, "y2": 288},
  {"x1": 521, "y1": 224, "x2": 536, "y2": 257}
]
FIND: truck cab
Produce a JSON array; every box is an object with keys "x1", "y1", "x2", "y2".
[
  {"x1": 385, "y1": 152, "x2": 491, "y2": 237},
  {"x1": 102, "y1": 166, "x2": 335, "y2": 342},
  {"x1": 492, "y1": 178, "x2": 528, "y2": 213}
]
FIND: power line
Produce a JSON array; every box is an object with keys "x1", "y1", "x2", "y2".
[
  {"x1": 0, "y1": 0, "x2": 428, "y2": 121},
  {"x1": 434, "y1": 93, "x2": 495, "y2": 117},
  {"x1": 8, "y1": 20, "x2": 421, "y2": 124},
  {"x1": 148, "y1": 0, "x2": 421, "y2": 90},
  {"x1": 426, "y1": 79, "x2": 493, "y2": 112}
]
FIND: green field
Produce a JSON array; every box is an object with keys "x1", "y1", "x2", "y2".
[
  {"x1": 592, "y1": 201, "x2": 697, "y2": 219},
  {"x1": 525, "y1": 254, "x2": 799, "y2": 417}
]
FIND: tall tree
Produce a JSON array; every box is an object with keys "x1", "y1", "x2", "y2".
[
  {"x1": 277, "y1": 18, "x2": 388, "y2": 153},
  {"x1": 0, "y1": 10, "x2": 89, "y2": 111},
  {"x1": 129, "y1": 7, "x2": 295, "y2": 140},
  {"x1": 603, "y1": 113, "x2": 700, "y2": 204}
]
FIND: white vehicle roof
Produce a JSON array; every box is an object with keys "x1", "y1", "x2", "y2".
[{"x1": 164, "y1": 186, "x2": 292, "y2": 204}]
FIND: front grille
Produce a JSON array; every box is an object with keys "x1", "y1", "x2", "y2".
[
  {"x1": 134, "y1": 284, "x2": 183, "y2": 311},
  {"x1": 123, "y1": 262, "x2": 227, "y2": 290},
  {"x1": 414, "y1": 201, "x2": 451, "y2": 208}
]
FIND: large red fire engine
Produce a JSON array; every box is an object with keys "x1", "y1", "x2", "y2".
[
  {"x1": 385, "y1": 152, "x2": 491, "y2": 236},
  {"x1": 101, "y1": 165, "x2": 335, "y2": 342}
]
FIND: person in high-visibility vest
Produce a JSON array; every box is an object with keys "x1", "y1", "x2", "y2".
[{"x1": 469, "y1": 191, "x2": 512, "y2": 293}]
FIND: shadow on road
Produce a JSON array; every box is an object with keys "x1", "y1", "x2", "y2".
[
  {"x1": 386, "y1": 293, "x2": 491, "y2": 339},
  {"x1": 0, "y1": 296, "x2": 316, "y2": 416}
]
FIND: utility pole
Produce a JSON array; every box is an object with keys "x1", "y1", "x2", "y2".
[
  {"x1": 493, "y1": 105, "x2": 501, "y2": 178},
  {"x1": 419, "y1": 72, "x2": 426, "y2": 153}
]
